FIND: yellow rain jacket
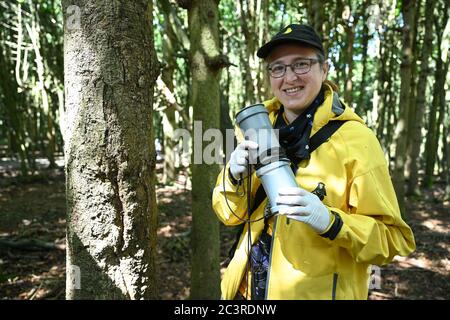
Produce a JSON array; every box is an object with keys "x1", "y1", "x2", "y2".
[{"x1": 212, "y1": 84, "x2": 416, "y2": 300}]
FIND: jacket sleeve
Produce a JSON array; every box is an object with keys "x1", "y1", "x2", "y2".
[
  {"x1": 212, "y1": 164, "x2": 255, "y2": 226},
  {"x1": 326, "y1": 128, "x2": 416, "y2": 266}
]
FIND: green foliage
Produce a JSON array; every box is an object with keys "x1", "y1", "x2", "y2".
[
  {"x1": 0, "y1": 0, "x2": 447, "y2": 189},
  {"x1": 0, "y1": 0, "x2": 64, "y2": 174}
]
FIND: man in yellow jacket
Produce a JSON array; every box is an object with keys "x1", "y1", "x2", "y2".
[{"x1": 212, "y1": 24, "x2": 415, "y2": 300}]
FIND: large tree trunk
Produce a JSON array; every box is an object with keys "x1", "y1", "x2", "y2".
[
  {"x1": 63, "y1": 0, "x2": 159, "y2": 299},
  {"x1": 392, "y1": 0, "x2": 416, "y2": 217},
  {"x1": 183, "y1": 0, "x2": 222, "y2": 299}
]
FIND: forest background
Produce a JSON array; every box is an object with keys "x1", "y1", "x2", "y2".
[{"x1": 0, "y1": 0, "x2": 448, "y2": 300}]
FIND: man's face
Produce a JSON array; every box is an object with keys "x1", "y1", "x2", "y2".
[{"x1": 267, "y1": 44, "x2": 328, "y2": 117}]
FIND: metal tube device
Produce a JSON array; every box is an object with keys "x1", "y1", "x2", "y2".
[{"x1": 235, "y1": 103, "x2": 299, "y2": 214}]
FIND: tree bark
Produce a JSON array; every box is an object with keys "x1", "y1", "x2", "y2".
[
  {"x1": 256, "y1": 0, "x2": 271, "y2": 101},
  {"x1": 159, "y1": 0, "x2": 181, "y2": 184},
  {"x1": 404, "y1": 0, "x2": 422, "y2": 182},
  {"x1": 375, "y1": 26, "x2": 390, "y2": 140},
  {"x1": 392, "y1": 0, "x2": 416, "y2": 217},
  {"x1": 63, "y1": 0, "x2": 159, "y2": 299},
  {"x1": 186, "y1": 0, "x2": 221, "y2": 299},
  {"x1": 356, "y1": 5, "x2": 370, "y2": 117},
  {"x1": 424, "y1": 1, "x2": 449, "y2": 187},
  {"x1": 307, "y1": 0, "x2": 325, "y2": 37},
  {"x1": 238, "y1": 0, "x2": 257, "y2": 105},
  {"x1": 445, "y1": 120, "x2": 450, "y2": 201},
  {"x1": 342, "y1": 4, "x2": 357, "y2": 107},
  {"x1": 406, "y1": 0, "x2": 435, "y2": 195},
  {"x1": 385, "y1": 27, "x2": 399, "y2": 161}
]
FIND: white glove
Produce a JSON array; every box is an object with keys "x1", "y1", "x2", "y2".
[
  {"x1": 229, "y1": 140, "x2": 258, "y2": 181},
  {"x1": 276, "y1": 187, "x2": 331, "y2": 233}
]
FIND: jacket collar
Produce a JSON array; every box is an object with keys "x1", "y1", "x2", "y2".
[
  {"x1": 263, "y1": 83, "x2": 365, "y2": 135},
  {"x1": 264, "y1": 83, "x2": 334, "y2": 134}
]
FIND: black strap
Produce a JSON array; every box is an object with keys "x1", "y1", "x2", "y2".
[
  {"x1": 309, "y1": 120, "x2": 346, "y2": 153},
  {"x1": 250, "y1": 183, "x2": 268, "y2": 214},
  {"x1": 225, "y1": 120, "x2": 348, "y2": 265},
  {"x1": 250, "y1": 120, "x2": 346, "y2": 216}
]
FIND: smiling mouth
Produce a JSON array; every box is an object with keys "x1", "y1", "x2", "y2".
[{"x1": 284, "y1": 86, "x2": 304, "y2": 94}]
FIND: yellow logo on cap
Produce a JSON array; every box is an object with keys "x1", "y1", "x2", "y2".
[{"x1": 283, "y1": 27, "x2": 292, "y2": 34}]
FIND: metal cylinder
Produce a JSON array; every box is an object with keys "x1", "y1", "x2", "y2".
[
  {"x1": 235, "y1": 104, "x2": 299, "y2": 213},
  {"x1": 235, "y1": 104, "x2": 281, "y2": 166}
]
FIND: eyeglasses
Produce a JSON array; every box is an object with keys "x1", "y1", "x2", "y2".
[{"x1": 267, "y1": 58, "x2": 320, "y2": 78}]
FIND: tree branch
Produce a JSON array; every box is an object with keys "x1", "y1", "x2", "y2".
[{"x1": 0, "y1": 238, "x2": 65, "y2": 251}]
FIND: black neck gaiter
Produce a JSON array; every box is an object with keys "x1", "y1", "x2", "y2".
[{"x1": 274, "y1": 89, "x2": 325, "y2": 165}]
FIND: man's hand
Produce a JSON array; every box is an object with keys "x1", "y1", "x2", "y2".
[
  {"x1": 276, "y1": 187, "x2": 331, "y2": 233},
  {"x1": 229, "y1": 140, "x2": 258, "y2": 181}
]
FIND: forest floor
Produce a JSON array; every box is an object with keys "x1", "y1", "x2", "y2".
[{"x1": 0, "y1": 157, "x2": 448, "y2": 300}]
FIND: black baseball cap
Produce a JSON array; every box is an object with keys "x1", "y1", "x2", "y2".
[{"x1": 257, "y1": 24, "x2": 324, "y2": 59}]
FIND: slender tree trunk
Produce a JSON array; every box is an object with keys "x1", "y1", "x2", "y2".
[
  {"x1": 393, "y1": 0, "x2": 416, "y2": 217},
  {"x1": 162, "y1": 109, "x2": 177, "y2": 184},
  {"x1": 375, "y1": 31, "x2": 389, "y2": 139},
  {"x1": 237, "y1": 0, "x2": 258, "y2": 105},
  {"x1": 424, "y1": 60, "x2": 442, "y2": 187},
  {"x1": 158, "y1": 0, "x2": 188, "y2": 184},
  {"x1": 342, "y1": 3, "x2": 358, "y2": 107},
  {"x1": 424, "y1": 2, "x2": 449, "y2": 187},
  {"x1": 332, "y1": 0, "x2": 346, "y2": 90},
  {"x1": 404, "y1": 0, "x2": 422, "y2": 182},
  {"x1": 406, "y1": 0, "x2": 435, "y2": 195},
  {"x1": 356, "y1": 7, "x2": 370, "y2": 117},
  {"x1": 161, "y1": 4, "x2": 178, "y2": 184},
  {"x1": 256, "y1": 0, "x2": 271, "y2": 101},
  {"x1": 306, "y1": 0, "x2": 325, "y2": 37},
  {"x1": 63, "y1": 0, "x2": 159, "y2": 299},
  {"x1": 445, "y1": 121, "x2": 450, "y2": 201},
  {"x1": 385, "y1": 28, "x2": 399, "y2": 158},
  {"x1": 183, "y1": 0, "x2": 222, "y2": 299}
]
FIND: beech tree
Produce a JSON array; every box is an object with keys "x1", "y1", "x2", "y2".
[{"x1": 63, "y1": 0, "x2": 159, "y2": 299}]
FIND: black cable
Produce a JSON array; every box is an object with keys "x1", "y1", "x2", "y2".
[
  {"x1": 221, "y1": 161, "x2": 266, "y2": 225},
  {"x1": 221, "y1": 155, "x2": 265, "y2": 300}
]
